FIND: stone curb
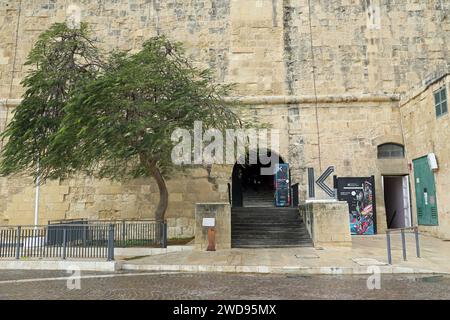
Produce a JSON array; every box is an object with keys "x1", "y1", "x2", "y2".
[
  {"x1": 0, "y1": 260, "x2": 120, "y2": 272},
  {"x1": 120, "y1": 263, "x2": 446, "y2": 275},
  {"x1": 115, "y1": 246, "x2": 194, "y2": 257},
  {"x1": 1, "y1": 260, "x2": 446, "y2": 275}
]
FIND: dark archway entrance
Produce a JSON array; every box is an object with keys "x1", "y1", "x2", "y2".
[
  {"x1": 230, "y1": 152, "x2": 312, "y2": 248},
  {"x1": 231, "y1": 152, "x2": 285, "y2": 208}
]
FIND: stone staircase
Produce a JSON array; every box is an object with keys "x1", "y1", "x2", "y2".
[
  {"x1": 231, "y1": 207, "x2": 313, "y2": 248},
  {"x1": 243, "y1": 190, "x2": 275, "y2": 207}
]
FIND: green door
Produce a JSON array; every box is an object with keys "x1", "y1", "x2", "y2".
[{"x1": 413, "y1": 157, "x2": 439, "y2": 226}]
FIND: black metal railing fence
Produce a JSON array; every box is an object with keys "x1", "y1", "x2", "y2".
[
  {"x1": 48, "y1": 218, "x2": 167, "y2": 248},
  {"x1": 0, "y1": 219, "x2": 167, "y2": 261}
]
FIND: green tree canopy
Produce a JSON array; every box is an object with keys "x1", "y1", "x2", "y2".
[
  {"x1": 0, "y1": 22, "x2": 102, "y2": 179},
  {"x1": 1, "y1": 23, "x2": 241, "y2": 221}
]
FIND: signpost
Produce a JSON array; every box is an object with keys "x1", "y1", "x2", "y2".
[
  {"x1": 308, "y1": 166, "x2": 336, "y2": 199},
  {"x1": 316, "y1": 166, "x2": 335, "y2": 198}
]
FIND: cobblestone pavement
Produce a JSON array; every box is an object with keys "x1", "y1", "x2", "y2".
[{"x1": 0, "y1": 271, "x2": 449, "y2": 300}]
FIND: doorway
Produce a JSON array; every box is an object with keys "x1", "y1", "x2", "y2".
[
  {"x1": 231, "y1": 152, "x2": 285, "y2": 208},
  {"x1": 383, "y1": 175, "x2": 412, "y2": 229}
]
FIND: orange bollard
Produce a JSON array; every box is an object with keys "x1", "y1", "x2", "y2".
[{"x1": 207, "y1": 227, "x2": 216, "y2": 251}]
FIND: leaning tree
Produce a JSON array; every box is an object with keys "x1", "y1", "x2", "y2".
[
  {"x1": 0, "y1": 22, "x2": 103, "y2": 180},
  {"x1": 1, "y1": 22, "x2": 241, "y2": 222}
]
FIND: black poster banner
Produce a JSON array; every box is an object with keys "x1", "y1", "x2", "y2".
[{"x1": 334, "y1": 176, "x2": 377, "y2": 235}]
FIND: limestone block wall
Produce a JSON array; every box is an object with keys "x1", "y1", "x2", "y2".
[
  {"x1": 1, "y1": 0, "x2": 449, "y2": 239},
  {"x1": 0, "y1": 166, "x2": 229, "y2": 239},
  {"x1": 3, "y1": 1, "x2": 450, "y2": 99},
  {"x1": 1, "y1": 96, "x2": 405, "y2": 237},
  {"x1": 297, "y1": 99, "x2": 407, "y2": 235},
  {"x1": 237, "y1": 96, "x2": 406, "y2": 234},
  {"x1": 400, "y1": 74, "x2": 450, "y2": 240},
  {"x1": 283, "y1": 0, "x2": 450, "y2": 95},
  {"x1": 1, "y1": 0, "x2": 233, "y2": 99},
  {"x1": 227, "y1": 0, "x2": 285, "y2": 95}
]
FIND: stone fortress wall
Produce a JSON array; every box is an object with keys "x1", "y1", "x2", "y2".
[
  {"x1": 400, "y1": 74, "x2": 450, "y2": 239},
  {"x1": 1, "y1": 0, "x2": 449, "y2": 238}
]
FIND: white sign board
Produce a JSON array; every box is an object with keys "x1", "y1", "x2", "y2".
[
  {"x1": 202, "y1": 218, "x2": 215, "y2": 227},
  {"x1": 428, "y1": 153, "x2": 438, "y2": 171}
]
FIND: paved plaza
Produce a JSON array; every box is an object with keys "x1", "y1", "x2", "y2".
[
  {"x1": 0, "y1": 270, "x2": 449, "y2": 300},
  {"x1": 120, "y1": 234, "x2": 450, "y2": 275}
]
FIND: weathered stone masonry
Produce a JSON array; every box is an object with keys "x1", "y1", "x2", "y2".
[{"x1": 1, "y1": 0, "x2": 450, "y2": 239}]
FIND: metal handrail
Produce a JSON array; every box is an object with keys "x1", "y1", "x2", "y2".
[
  {"x1": 386, "y1": 226, "x2": 420, "y2": 265},
  {"x1": 386, "y1": 226, "x2": 418, "y2": 233}
]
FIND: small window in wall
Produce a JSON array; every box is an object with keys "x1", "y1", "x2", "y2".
[
  {"x1": 434, "y1": 86, "x2": 448, "y2": 118},
  {"x1": 377, "y1": 143, "x2": 405, "y2": 159}
]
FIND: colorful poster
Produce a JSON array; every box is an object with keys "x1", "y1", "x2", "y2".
[
  {"x1": 275, "y1": 164, "x2": 290, "y2": 207},
  {"x1": 335, "y1": 176, "x2": 376, "y2": 235}
]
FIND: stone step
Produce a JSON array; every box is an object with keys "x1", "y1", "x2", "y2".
[
  {"x1": 232, "y1": 233, "x2": 311, "y2": 238},
  {"x1": 232, "y1": 241, "x2": 313, "y2": 248},
  {"x1": 232, "y1": 239, "x2": 312, "y2": 244},
  {"x1": 231, "y1": 245, "x2": 312, "y2": 248},
  {"x1": 233, "y1": 218, "x2": 303, "y2": 221},
  {"x1": 232, "y1": 213, "x2": 299, "y2": 217},
  {"x1": 232, "y1": 234, "x2": 311, "y2": 239},
  {"x1": 232, "y1": 227, "x2": 308, "y2": 232},
  {"x1": 232, "y1": 215, "x2": 299, "y2": 218},
  {"x1": 232, "y1": 237, "x2": 311, "y2": 243},
  {"x1": 233, "y1": 208, "x2": 297, "y2": 210},
  {"x1": 244, "y1": 196, "x2": 274, "y2": 199},
  {"x1": 232, "y1": 229, "x2": 310, "y2": 235},
  {"x1": 232, "y1": 219, "x2": 302, "y2": 223},
  {"x1": 232, "y1": 236, "x2": 311, "y2": 241},
  {"x1": 231, "y1": 241, "x2": 313, "y2": 247},
  {"x1": 233, "y1": 226, "x2": 304, "y2": 230},
  {"x1": 232, "y1": 217, "x2": 299, "y2": 220},
  {"x1": 233, "y1": 210, "x2": 298, "y2": 212},
  {"x1": 232, "y1": 228, "x2": 309, "y2": 235},
  {"x1": 233, "y1": 221, "x2": 304, "y2": 226},
  {"x1": 243, "y1": 204, "x2": 276, "y2": 208},
  {"x1": 231, "y1": 207, "x2": 312, "y2": 248},
  {"x1": 231, "y1": 207, "x2": 299, "y2": 215}
]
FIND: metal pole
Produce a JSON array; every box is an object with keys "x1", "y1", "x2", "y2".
[
  {"x1": 160, "y1": 222, "x2": 163, "y2": 248},
  {"x1": 15, "y1": 226, "x2": 21, "y2": 260},
  {"x1": 161, "y1": 222, "x2": 168, "y2": 249},
  {"x1": 122, "y1": 220, "x2": 126, "y2": 247},
  {"x1": 415, "y1": 227, "x2": 421, "y2": 258},
  {"x1": 34, "y1": 161, "x2": 41, "y2": 227},
  {"x1": 386, "y1": 230, "x2": 392, "y2": 265},
  {"x1": 165, "y1": 222, "x2": 168, "y2": 248},
  {"x1": 108, "y1": 224, "x2": 115, "y2": 261},
  {"x1": 401, "y1": 229, "x2": 407, "y2": 261},
  {"x1": 62, "y1": 227, "x2": 67, "y2": 260}
]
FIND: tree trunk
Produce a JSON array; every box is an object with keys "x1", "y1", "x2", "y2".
[
  {"x1": 140, "y1": 154, "x2": 169, "y2": 222},
  {"x1": 151, "y1": 166, "x2": 169, "y2": 222}
]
